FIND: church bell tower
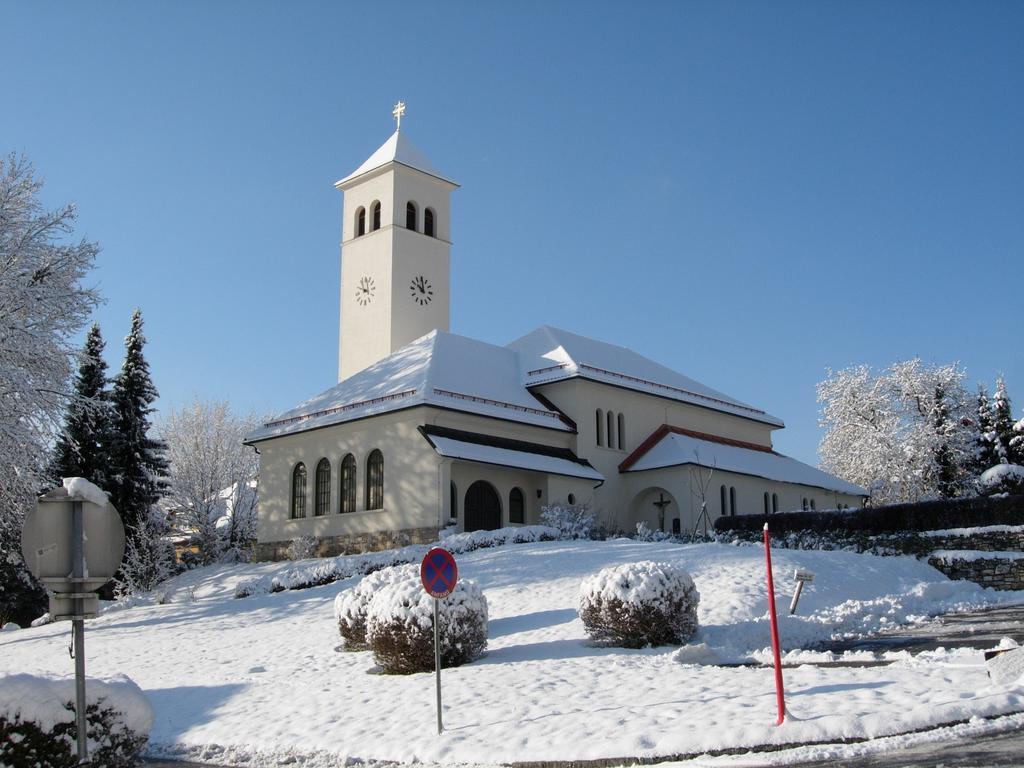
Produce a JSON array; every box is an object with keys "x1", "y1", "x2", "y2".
[{"x1": 335, "y1": 102, "x2": 458, "y2": 382}]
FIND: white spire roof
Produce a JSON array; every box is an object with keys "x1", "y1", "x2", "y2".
[{"x1": 335, "y1": 130, "x2": 457, "y2": 187}]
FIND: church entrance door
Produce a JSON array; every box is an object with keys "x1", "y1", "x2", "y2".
[{"x1": 464, "y1": 480, "x2": 501, "y2": 532}]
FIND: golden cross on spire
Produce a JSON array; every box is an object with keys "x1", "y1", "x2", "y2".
[{"x1": 392, "y1": 101, "x2": 406, "y2": 131}]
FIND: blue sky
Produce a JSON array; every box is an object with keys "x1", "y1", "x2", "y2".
[{"x1": 3, "y1": 1, "x2": 1022, "y2": 465}]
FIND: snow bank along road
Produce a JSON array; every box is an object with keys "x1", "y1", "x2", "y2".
[{"x1": 3, "y1": 538, "x2": 1024, "y2": 767}]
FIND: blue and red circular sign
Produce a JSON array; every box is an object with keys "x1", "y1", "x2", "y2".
[{"x1": 421, "y1": 547, "x2": 458, "y2": 599}]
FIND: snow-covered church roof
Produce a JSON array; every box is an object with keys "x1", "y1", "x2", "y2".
[
  {"x1": 507, "y1": 326, "x2": 784, "y2": 428},
  {"x1": 335, "y1": 130, "x2": 457, "y2": 187},
  {"x1": 246, "y1": 325, "x2": 784, "y2": 444},
  {"x1": 245, "y1": 330, "x2": 570, "y2": 443},
  {"x1": 620, "y1": 425, "x2": 867, "y2": 496}
]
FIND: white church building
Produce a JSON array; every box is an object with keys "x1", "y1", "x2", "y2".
[{"x1": 246, "y1": 107, "x2": 865, "y2": 560}]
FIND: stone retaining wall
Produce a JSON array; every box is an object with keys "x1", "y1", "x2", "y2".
[
  {"x1": 254, "y1": 526, "x2": 439, "y2": 562},
  {"x1": 927, "y1": 554, "x2": 1024, "y2": 591}
]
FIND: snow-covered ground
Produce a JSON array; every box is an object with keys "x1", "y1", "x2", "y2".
[{"x1": 3, "y1": 538, "x2": 1024, "y2": 767}]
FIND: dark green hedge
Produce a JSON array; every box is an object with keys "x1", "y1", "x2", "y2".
[
  {"x1": 1, "y1": 702, "x2": 147, "y2": 768},
  {"x1": 714, "y1": 494, "x2": 1024, "y2": 535}
]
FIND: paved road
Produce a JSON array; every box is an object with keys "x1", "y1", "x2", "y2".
[
  {"x1": 819, "y1": 604, "x2": 1024, "y2": 655},
  {"x1": 783, "y1": 725, "x2": 1024, "y2": 768},
  {"x1": 789, "y1": 604, "x2": 1024, "y2": 767}
]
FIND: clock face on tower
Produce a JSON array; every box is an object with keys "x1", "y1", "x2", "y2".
[
  {"x1": 410, "y1": 275, "x2": 433, "y2": 306},
  {"x1": 355, "y1": 276, "x2": 375, "y2": 306}
]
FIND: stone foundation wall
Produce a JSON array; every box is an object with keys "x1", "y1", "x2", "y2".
[
  {"x1": 253, "y1": 526, "x2": 439, "y2": 562},
  {"x1": 927, "y1": 555, "x2": 1024, "y2": 591}
]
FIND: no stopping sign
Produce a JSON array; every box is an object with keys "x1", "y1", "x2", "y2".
[{"x1": 421, "y1": 548, "x2": 458, "y2": 598}]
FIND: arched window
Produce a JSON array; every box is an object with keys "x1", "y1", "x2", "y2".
[
  {"x1": 291, "y1": 463, "x2": 307, "y2": 519},
  {"x1": 406, "y1": 201, "x2": 417, "y2": 231},
  {"x1": 315, "y1": 458, "x2": 331, "y2": 516},
  {"x1": 810, "y1": 498, "x2": 817, "y2": 511},
  {"x1": 340, "y1": 453, "x2": 356, "y2": 513},
  {"x1": 509, "y1": 487, "x2": 525, "y2": 524},
  {"x1": 772, "y1": 493, "x2": 779, "y2": 513},
  {"x1": 596, "y1": 409, "x2": 604, "y2": 446},
  {"x1": 730, "y1": 486, "x2": 737, "y2": 516},
  {"x1": 764, "y1": 492, "x2": 770, "y2": 515},
  {"x1": 567, "y1": 493, "x2": 576, "y2": 505},
  {"x1": 366, "y1": 449, "x2": 384, "y2": 510},
  {"x1": 371, "y1": 201, "x2": 381, "y2": 231},
  {"x1": 720, "y1": 485, "x2": 727, "y2": 516},
  {"x1": 449, "y1": 481, "x2": 457, "y2": 522},
  {"x1": 802, "y1": 497, "x2": 808, "y2": 511},
  {"x1": 607, "y1": 411, "x2": 616, "y2": 450},
  {"x1": 424, "y1": 208, "x2": 435, "y2": 237},
  {"x1": 617, "y1": 412, "x2": 625, "y2": 450},
  {"x1": 355, "y1": 207, "x2": 366, "y2": 237}
]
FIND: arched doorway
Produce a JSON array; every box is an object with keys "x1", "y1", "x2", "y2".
[
  {"x1": 464, "y1": 480, "x2": 501, "y2": 532},
  {"x1": 627, "y1": 487, "x2": 682, "y2": 534}
]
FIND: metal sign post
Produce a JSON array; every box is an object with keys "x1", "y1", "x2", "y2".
[
  {"x1": 72, "y1": 500, "x2": 88, "y2": 764},
  {"x1": 21, "y1": 482, "x2": 125, "y2": 765},
  {"x1": 420, "y1": 548, "x2": 458, "y2": 735},
  {"x1": 789, "y1": 569, "x2": 815, "y2": 615},
  {"x1": 433, "y1": 598, "x2": 442, "y2": 734}
]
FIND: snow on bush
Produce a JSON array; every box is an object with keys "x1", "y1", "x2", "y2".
[
  {"x1": 578, "y1": 561, "x2": 700, "y2": 648},
  {"x1": 979, "y1": 464, "x2": 1024, "y2": 496},
  {"x1": 235, "y1": 525, "x2": 559, "y2": 598},
  {"x1": 366, "y1": 575, "x2": 488, "y2": 674},
  {"x1": 0, "y1": 673, "x2": 153, "y2": 768},
  {"x1": 634, "y1": 521, "x2": 673, "y2": 542},
  {"x1": 287, "y1": 535, "x2": 319, "y2": 561},
  {"x1": 540, "y1": 503, "x2": 597, "y2": 540},
  {"x1": 334, "y1": 563, "x2": 419, "y2": 650}
]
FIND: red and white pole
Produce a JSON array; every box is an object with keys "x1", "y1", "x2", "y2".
[{"x1": 763, "y1": 522, "x2": 786, "y2": 725}]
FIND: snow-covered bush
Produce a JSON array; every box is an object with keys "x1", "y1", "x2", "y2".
[
  {"x1": 287, "y1": 535, "x2": 319, "y2": 561},
  {"x1": 0, "y1": 673, "x2": 153, "y2": 768},
  {"x1": 540, "y1": 503, "x2": 597, "y2": 540},
  {"x1": 634, "y1": 521, "x2": 673, "y2": 543},
  {"x1": 578, "y1": 561, "x2": 700, "y2": 648},
  {"x1": 979, "y1": 464, "x2": 1024, "y2": 496},
  {"x1": 444, "y1": 524, "x2": 559, "y2": 551},
  {"x1": 366, "y1": 575, "x2": 488, "y2": 674},
  {"x1": 334, "y1": 563, "x2": 419, "y2": 650}
]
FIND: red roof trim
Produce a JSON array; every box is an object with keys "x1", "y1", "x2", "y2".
[{"x1": 618, "y1": 424, "x2": 773, "y2": 472}]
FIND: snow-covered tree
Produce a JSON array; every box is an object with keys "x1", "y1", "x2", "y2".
[
  {"x1": 160, "y1": 399, "x2": 260, "y2": 564},
  {"x1": 0, "y1": 154, "x2": 100, "y2": 625},
  {"x1": 48, "y1": 324, "x2": 113, "y2": 488},
  {"x1": 991, "y1": 377, "x2": 1018, "y2": 465},
  {"x1": 1012, "y1": 418, "x2": 1024, "y2": 464},
  {"x1": 114, "y1": 506, "x2": 176, "y2": 598},
  {"x1": 108, "y1": 310, "x2": 168, "y2": 549},
  {"x1": 818, "y1": 359, "x2": 973, "y2": 505},
  {"x1": 971, "y1": 384, "x2": 1000, "y2": 477}
]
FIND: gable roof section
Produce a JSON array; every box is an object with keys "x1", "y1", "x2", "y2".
[
  {"x1": 622, "y1": 424, "x2": 867, "y2": 497},
  {"x1": 245, "y1": 331, "x2": 571, "y2": 444},
  {"x1": 506, "y1": 325, "x2": 784, "y2": 428},
  {"x1": 335, "y1": 130, "x2": 458, "y2": 187},
  {"x1": 419, "y1": 425, "x2": 603, "y2": 482}
]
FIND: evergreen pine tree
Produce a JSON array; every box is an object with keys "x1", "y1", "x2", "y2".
[
  {"x1": 972, "y1": 384, "x2": 999, "y2": 474},
  {"x1": 991, "y1": 376, "x2": 1016, "y2": 465},
  {"x1": 48, "y1": 324, "x2": 113, "y2": 488},
  {"x1": 109, "y1": 310, "x2": 168, "y2": 543},
  {"x1": 932, "y1": 384, "x2": 959, "y2": 498}
]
